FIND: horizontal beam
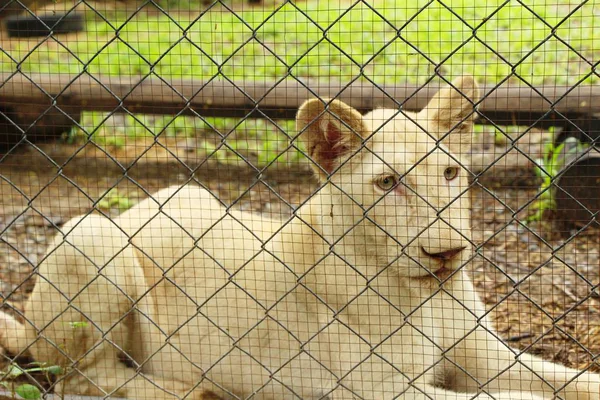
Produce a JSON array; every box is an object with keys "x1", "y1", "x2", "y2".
[{"x1": 1, "y1": 73, "x2": 598, "y2": 125}]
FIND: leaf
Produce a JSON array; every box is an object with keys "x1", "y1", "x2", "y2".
[
  {"x1": 98, "y1": 199, "x2": 111, "y2": 210},
  {"x1": 15, "y1": 384, "x2": 41, "y2": 399},
  {"x1": 18, "y1": 367, "x2": 45, "y2": 373},
  {"x1": 45, "y1": 365, "x2": 63, "y2": 375},
  {"x1": 7, "y1": 364, "x2": 24, "y2": 378},
  {"x1": 27, "y1": 362, "x2": 46, "y2": 366},
  {"x1": 116, "y1": 198, "x2": 133, "y2": 210},
  {"x1": 16, "y1": 365, "x2": 63, "y2": 375},
  {"x1": 533, "y1": 158, "x2": 544, "y2": 177},
  {"x1": 69, "y1": 321, "x2": 89, "y2": 329}
]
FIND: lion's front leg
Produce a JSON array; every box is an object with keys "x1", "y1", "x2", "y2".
[
  {"x1": 325, "y1": 368, "x2": 547, "y2": 400},
  {"x1": 436, "y1": 277, "x2": 600, "y2": 399},
  {"x1": 439, "y1": 290, "x2": 599, "y2": 399},
  {"x1": 444, "y1": 325, "x2": 600, "y2": 399},
  {"x1": 514, "y1": 351, "x2": 600, "y2": 400},
  {"x1": 327, "y1": 382, "x2": 547, "y2": 400}
]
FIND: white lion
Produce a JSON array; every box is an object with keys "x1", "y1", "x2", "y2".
[{"x1": 1, "y1": 77, "x2": 599, "y2": 399}]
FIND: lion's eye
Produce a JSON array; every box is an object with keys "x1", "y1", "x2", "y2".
[
  {"x1": 444, "y1": 166, "x2": 459, "y2": 181},
  {"x1": 376, "y1": 176, "x2": 398, "y2": 191}
]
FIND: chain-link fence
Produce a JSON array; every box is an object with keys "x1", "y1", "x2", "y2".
[{"x1": 0, "y1": 1, "x2": 599, "y2": 399}]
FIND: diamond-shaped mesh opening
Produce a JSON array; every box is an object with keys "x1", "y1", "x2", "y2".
[
  {"x1": 553, "y1": 2, "x2": 600, "y2": 70},
  {"x1": 324, "y1": 3, "x2": 396, "y2": 68},
  {"x1": 85, "y1": 37, "x2": 151, "y2": 77},
  {"x1": 512, "y1": 254, "x2": 600, "y2": 364},
  {"x1": 0, "y1": 13, "x2": 83, "y2": 75},
  {"x1": 515, "y1": 36, "x2": 594, "y2": 87},
  {"x1": 220, "y1": 39, "x2": 289, "y2": 82},
  {"x1": 21, "y1": 3, "x2": 100, "y2": 65},
  {"x1": 476, "y1": 2, "x2": 552, "y2": 68},
  {"x1": 152, "y1": 39, "x2": 219, "y2": 79},
  {"x1": 440, "y1": 1, "x2": 503, "y2": 28},
  {"x1": 213, "y1": 117, "x2": 298, "y2": 169},
  {"x1": 399, "y1": 2, "x2": 474, "y2": 70},
  {"x1": 119, "y1": 13, "x2": 184, "y2": 68},
  {"x1": 272, "y1": 350, "x2": 338, "y2": 399},
  {"x1": 77, "y1": 112, "x2": 155, "y2": 151},
  {"x1": 30, "y1": 173, "x2": 97, "y2": 216},
  {"x1": 436, "y1": 40, "x2": 514, "y2": 85},
  {"x1": 253, "y1": 2, "x2": 323, "y2": 69},
  {"x1": 186, "y1": 3, "x2": 254, "y2": 63},
  {"x1": 303, "y1": 319, "x2": 370, "y2": 376},
  {"x1": 236, "y1": 316, "x2": 300, "y2": 370},
  {"x1": 291, "y1": 39, "x2": 362, "y2": 83},
  {"x1": 203, "y1": 346, "x2": 276, "y2": 394},
  {"x1": 17, "y1": 39, "x2": 84, "y2": 75}
]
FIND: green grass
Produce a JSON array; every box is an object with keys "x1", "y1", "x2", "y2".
[
  {"x1": 68, "y1": 112, "x2": 300, "y2": 167},
  {"x1": 4, "y1": 0, "x2": 598, "y2": 164},
  {"x1": 2, "y1": 0, "x2": 597, "y2": 85},
  {"x1": 527, "y1": 135, "x2": 591, "y2": 223}
]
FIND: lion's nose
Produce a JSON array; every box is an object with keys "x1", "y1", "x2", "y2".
[{"x1": 422, "y1": 246, "x2": 466, "y2": 261}]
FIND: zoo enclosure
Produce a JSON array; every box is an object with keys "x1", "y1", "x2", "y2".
[{"x1": 1, "y1": 0, "x2": 600, "y2": 398}]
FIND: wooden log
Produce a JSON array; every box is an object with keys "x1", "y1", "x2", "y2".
[
  {"x1": 1, "y1": 73, "x2": 599, "y2": 126},
  {"x1": 0, "y1": 103, "x2": 81, "y2": 151}
]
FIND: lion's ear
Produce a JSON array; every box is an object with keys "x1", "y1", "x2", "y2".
[
  {"x1": 296, "y1": 99, "x2": 368, "y2": 179},
  {"x1": 419, "y1": 76, "x2": 480, "y2": 156}
]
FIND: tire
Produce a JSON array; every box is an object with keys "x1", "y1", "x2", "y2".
[{"x1": 4, "y1": 12, "x2": 84, "y2": 38}]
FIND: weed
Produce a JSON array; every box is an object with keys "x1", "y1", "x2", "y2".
[
  {"x1": 98, "y1": 189, "x2": 134, "y2": 212},
  {"x1": 67, "y1": 112, "x2": 302, "y2": 166},
  {"x1": 527, "y1": 134, "x2": 590, "y2": 223},
  {"x1": 68, "y1": 321, "x2": 89, "y2": 329},
  {"x1": 0, "y1": 321, "x2": 91, "y2": 399},
  {"x1": 0, "y1": 363, "x2": 63, "y2": 399}
]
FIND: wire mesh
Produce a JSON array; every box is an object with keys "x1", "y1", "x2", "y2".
[{"x1": 0, "y1": 1, "x2": 599, "y2": 399}]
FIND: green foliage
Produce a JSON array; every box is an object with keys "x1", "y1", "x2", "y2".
[
  {"x1": 98, "y1": 189, "x2": 134, "y2": 211},
  {"x1": 1, "y1": 1, "x2": 597, "y2": 86},
  {"x1": 472, "y1": 124, "x2": 521, "y2": 146},
  {"x1": 68, "y1": 321, "x2": 89, "y2": 329},
  {"x1": 0, "y1": 363, "x2": 64, "y2": 399},
  {"x1": 202, "y1": 118, "x2": 301, "y2": 166},
  {"x1": 527, "y1": 135, "x2": 590, "y2": 223},
  {"x1": 68, "y1": 112, "x2": 301, "y2": 167},
  {"x1": 15, "y1": 384, "x2": 41, "y2": 399}
]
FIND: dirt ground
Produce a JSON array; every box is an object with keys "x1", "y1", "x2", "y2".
[
  {"x1": 0, "y1": 127, "x2": 599, "y2": 393},
  {"x1": 471, "y1": 186, "x2": 600, "y2": 373}
]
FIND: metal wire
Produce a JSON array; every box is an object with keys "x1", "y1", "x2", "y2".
[{"x1": 0, "y1": 1, "x2": 599, "y2": 399}]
